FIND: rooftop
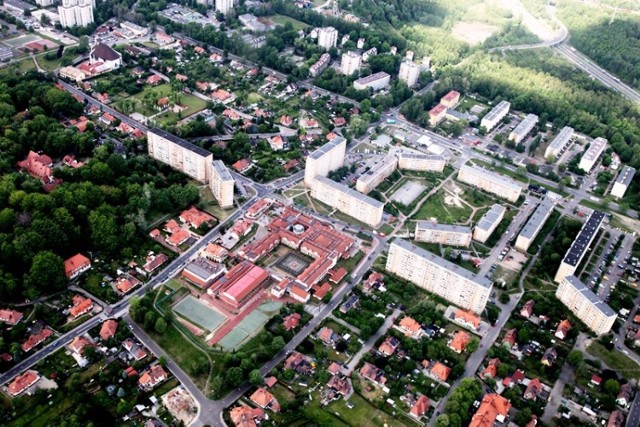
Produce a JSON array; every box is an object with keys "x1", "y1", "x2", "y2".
[
  {"x1": 562, "y1": 276, "x2": 616, "y2": 317},
  {"x1": 519, "y1": 198, "x2": 555, "y2": 240},
  {"x1": 511, "y1": 113, "x2": 538, "y2": 136},
  {"x1": 314, "y1": 176, "x2": 385, "y2": 209},
  {"x1": 415, "y1": 221, "x2": 472, "y2": 234},
  {"x1": 582, "y1": 137, "x2": 608, "y2": 162},
  {"x1": 615, "y1": 165, "x2": 636, "y2": 187},
  {"x1": 149, "y1": 128, "x2": 212, "y2": 158},
  {"x1": 461, "y1": 164, "x2": 520, "y2": 191},
  {"x1": 354, "y1": 71, "x2": 390, "y2": 85},
  {"x1": 562, "y1": 210, "x2": 605, "y2": 267},
  {"x1": 212, "y1": 159, "x2": 233, "y2": 181},
  {"x1": 475, "y1": 204, "x2": 506, "y2": 232},
  {"x1": 307, "y1": 136, "x2": 346, "y2": 161},
  {"x1": 483, "y1": 100, "x2": 510, "y2": 122},
  {"x1": 547, "y1": 126, "x2": 574, "y2": 153}
]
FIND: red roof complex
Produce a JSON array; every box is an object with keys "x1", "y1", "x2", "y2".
[
  {"x1": 440, "y1": 90, "x2": 460, "y2": 107},
  {"x1": 21, "y1": 328, "x2": 53, "y2": 352},
  {"x1": 179, "y1": 206, "x2": 214, "y2": 229},
  {"x1": 470, "y1": 394, "x2": 511, "y2": 427},
  {"x1": 69, "y1": 296, "x2": 94, "y2": 319},
  {"x1": 64, "y1": 253, "x2": 91, "y2": 279},
  {"x1": 17, "y1": 151, "x2": 54, "y2": 183},
  {"x1": 0, "y1": 309, "x2": 23, "y2": 325},
  {"x1": 245, "y1": 199, "x2": 272, "y2": 219},
  {"x1": 208, "y1": 261, "x2": 269, "y2": 308},
  {"x1": 69, "y1": 336, "x2": 93, "y2": 355},
  {"x1": 8, "y1": 370, "x2": 39, "y2": 396}
]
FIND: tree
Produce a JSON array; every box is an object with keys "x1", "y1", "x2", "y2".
[
  {"x1": 514, "y1": 408, "x2": 533, "y2": 426},
  {"x1": 25, "y1": 251, "x2": 66, "y2": 297},
  {"x1": 604, "y1": 379, "x2": 621, "y2": 395},
  {"x1": 249, "y1": 369, "x2": 262, "y2": 386},
  {"x1": 466, "y1": 338, "x2": 479, "y2": 353},
  {"x1": 155, "y1": 317, "x2": 167, "y2": 334},
  {"x1": 436, "y1": 414, "x2": 450, "y2": 427},
  {"x1": 567, "y1": 350, "x2": 583, "y2": 367},
  {"x1": 271, "y1": 336, "x2": 285, "y2": 352},
  {"x1": 225, "y1": 367, "x2": 244, "y2": 388}
]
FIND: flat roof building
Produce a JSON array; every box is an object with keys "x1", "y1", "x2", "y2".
[
  {"x1": 458, "y1": 164, "x2": 521, "y2": 203},
  {"x1": 148, "y1": 128, "x2": 212, "y2": 183},
  {"x1": 544, "y1": 126, "x2": 574, "y2": 160},
  {"x1": 304, "y1": 136, "x2": 346, "y2": 187},
  {"x1": 210, "y1": 160, "x2": 234, "y2": 208},
  {"x1": 610, "y1": 165, "x2": 635, "y2": 199},
  {"x1": 579, "y1": 137, "x2": 607, "y2": 172},
  {"x1": 398, "y1": 60, "x2": 420, "y2": 88},
  {"x1": 311, "y1": 176, "x2": 384, "y2": 227},
  {"x1": 341, "y1": 51, "x2": 362, "y2": 76},
  {"x1": 554, "y1": 210, "x2": 605, "y2": 283},
  {"x1": 556, "y1": 276, "x2": 616, "y2": 335},
  {"x1": 480, "y1": 100, "x2": 510, "y2": 132},
  {"x1": 209, "y1": 261, "x2": 269, "y2": 308},
  {"x1": 414, "y1": 222, "x2": 472, "y2": 247},
  {"x1": 353, "y1": 72, "x2": 390, "y2": 91},
  {"x1": 473, "y1": 204, "x2": 506, "y2": 244},
  {"x1": 386, "y1": 239, "x2": 492, "y2": 313},
  {"x1": 508, "y1": 113, "x2": 538, "y2": 144},
  {"x1": 397, "y1": 153, "x2": 445, "y2": 173},
  {"x1": 356, "y1": 155, "x2": 398, "y2": 194},
  {"x1": 515, "y1": 198, "x2": 555, "y2": 252},
  {"x1": 317, "y1": 27, "x2": 338, "y2": 50},
  {"x1": 182, "y1": 258, "x2": 226, "y2": 289}
]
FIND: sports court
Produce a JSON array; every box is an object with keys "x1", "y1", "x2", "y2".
[
  {"x1": 217, "y1": 300, "x2": 282, "y2": 351},
  {"x1": 390, "y1": 180, "x2": 427, "y2": 205},
  {"x1": 3, "y1": 34, "x2": 41, "y2": 48},
  {"x1": 173, "y1": 295, "x2": 226, "y2": 332}
]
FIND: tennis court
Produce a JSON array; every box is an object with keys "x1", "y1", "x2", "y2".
[
  {"x1": 173, "y1": 296, "x2": 226, "y2": 332},
  {"x1": 218, "y1": 301, "x2": 282, "y2": 351},
  {"x1": 3, "y1": 34, "x2": 41, "y2": 48}
]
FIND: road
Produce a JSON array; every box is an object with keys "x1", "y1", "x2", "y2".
[
  {"x1": 541, "y1": 362, "x2": 572, "y2": 423},
  {"x1": 628, "y1": 392, "x2": 640, "y2": 427},
  {"x1": 344, "y1": 309, "x2": 401, "y2": 375}
]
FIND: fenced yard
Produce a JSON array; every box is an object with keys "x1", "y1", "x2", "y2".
[{"x1": 173, "y1": 295, "x2": 226, "y2": 332}]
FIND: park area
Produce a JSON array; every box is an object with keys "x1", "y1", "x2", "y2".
[
  {"x1": 217, "y1": 300, "x2": 282, "y2": 351},
  {"x1": 173, "y1": 295, "x2": 226, "y2": 332}
]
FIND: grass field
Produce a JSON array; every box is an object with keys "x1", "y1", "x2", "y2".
[
  {"x1": 217, "y1": 301, "x2": 282, "y2": 351},
  {"x1": 586, "y1": 342, "x2": 640, "y2": 378},
  {"x1": 155, "y1": 94, "x2": 208, "y2": 125},
  {"x1": 174, "y1": 296, "x2": 226, "y2": 332},
  {"x1": 412, "y1": 190, "x2": 473, "y2": 224},
  {"x1": 326, "y1": 392, "x2": 409, "y2": 427},
  {"x1": 269, "y1": 14, "x2": 310, "y2": 30},
  {"x1": 0, "y1": 58, "x2": 36, "y2": 75}
]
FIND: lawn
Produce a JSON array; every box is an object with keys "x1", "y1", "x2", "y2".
[
  {"x1": 0, "y1": 58, "x2": 36, "y2": 75},
  {"x1": 412, "y1": 190, "x2": 473, "y2": 224},
  {"x1": 79, "y1": 272, "x2": 119, "y2": 304},
  {"x1": 326, "y1": 392, "x2": 408, "y2": 427},
  {"x1": 35, "y1": 53, "x2": 62, "y2": 71},
  {"x1": 269, "y1": 14, "x2": 311, "y2": 30},
  {"x1": 154, "y1": 94, "x2": 208, "y2": 125},
  {"x1": 586, "y1": 342, "x2": 640, "y2": 378}
]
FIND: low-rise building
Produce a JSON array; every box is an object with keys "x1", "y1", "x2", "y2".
[
  {"x1": 440, "y1": 90, "x2": 460, "y2": 108},
  {"x1": 8, "y1": 370, "x2": 40, "y2": 396},
  {"x1": 579, "y1": 137, "x2": 608, "y2": 172},
  {"x1": 508, "y1": 113, "x2": 538, "y2": 144},
  {"x1": 353, "y1": 72, "x2": 390, "y2": 91},
  {"x1": 428, "y1": 103, "x2": 447, "y2": 126},
  {"x1": 610, "y1": 165, "x2": 636, "y2": 199},
  {"x1": 181, "y1": 258, "x2": 225, "y2": 289},
  {"x1": 414, "y1": 221, "x2": 472, "y2": 247},
  {"x1": 544, "y1": 126, "x2": 574, "y2": 160},
  {"x1": 470, "y1": 394, "x2": 511, "y2": 427},
  {"x1": 139, "y1": 365, "x2": 168, "y2": 390},
  {"x1": 309, "y1": 53, "x2": 331, "y2": 77},
  {"x1": 480, "y1": 100, "x2": 510, "y2": 132}
]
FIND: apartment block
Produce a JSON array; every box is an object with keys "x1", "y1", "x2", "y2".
[
  {"x1": 508, "y1": 113, "x2": 538, "y2": 144},
  {"x1": 414, "y1": 222, "x2": 472, "y2": 247},
  {"x1": 428, "y1": 104, "x2": 447, "y2": 127},
  {"x1": 579, "y1": 137, "x2": 607, "y2": 172},
  {"x1": 610, "y1": 165, "x2": 636, "y2": 199},
  {"x1": 304, "y1": 136, "x2": 346, "y2": 187},
  {"x1": 397, "y1": 153, "x2": 445, "y2": 173},
  {"x1": 309, "y1": 53, "x2": 331, "y2": 77},
  {"x1": 457, "y1": 164, "x2": 522, "y2": 203},
  {"x1": 554, "y1": 210, "x2": 605, "y2": 283},
  {"x1": 356, "y1": 155, "x2": 398, "y2": 194},
  {"x1": 215, "y1": 0, "x2": 234, "y2": 14},
  {"x1": 386, "y1": 239, "x2": 492, "y2": 313},
  {"x1": 473, "y1": 204, "x2": 505, "y2": 244},
  {"x1": 440, "y1": 90, "x2": 461, "y2": 108},
  {"x1": 341, "y1": 51, "x2": 362, "y2": 76},
  {"x1": 556, "y1": 276, "x2": 616, "y2": 335},
  {"x1": 398, "y1": 60, "x2": 420, "y2": 88},
  {"x1": 210, "y1": 160, "x2": 235, "y2": 208},
  {"x1": 311, "y1": 176, "x2": 384, "y2": 227},
  {"x1": 58, "y1": 0, "x2": 94, "y2": 27},
  {"x1": 317, "y1": 27, "x2": 338, "y2": 50},
  {"x1": 544, "y1": 126, "x2": 574, "y2": 159},
  {"x1": 515, "y1": 198, "x2": 555, "y2": 252},
  {"x1": 353, "y1": 72, "x2": 390, "y2": 91},
  {"x1": 480, "y1": 100, "x2": 510, "y2": 132},
  {"x1": 147, "y1": 128, "x2": 212, "y2": 183}
]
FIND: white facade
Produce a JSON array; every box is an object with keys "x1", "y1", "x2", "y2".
[
  {"x1": 356, "y1": 155, "x2": 397, "y2": 194},
  {"x1": 215, "y1": 0, "x2": 234, "y2": 14},
  {"x1": 554, "y1": 210, "x2": 605, "y2": 283},
  {"x1": 386, "y1": 239, "x2": 492, "y2": 313},
  {"x1": 304, "y1": 136, "x2": 346, "y2": 187},
  {"x1": 480, "y1": 100, "x2": 510, "y2": 132},
  {"x1": 147, "y1": 128, "x2": 213, "y2": 183},
  {"x1": 457, "y1": 164, "x2": 521, "y2": 203},
  {"x1": 210, "y1": 160, "x2": 235, "y2": 208},
  {"x1": 398, "y1": 60, "x2": 420, "y2": 88},
  {"x1": 311, "y1": 176, "x2": 384, "y2": 227},
  {"x1": 414, "y1": 222, "x2": 472, "y2": 247},
  {"x1": 472, "y1": 204, "x2": 505, "y2": 244},
  {"x1": 317, "y1": 27, "x2": 338, "y2": 50},
  {"x1": 579, "y1": 137, "x2": 607, "y2": 172},
  {"x1": 340, "y1": 51, "x2": 361, "y2": 76},
  {"x1": 508, "y1": 114, "x2": 538, "y2": 144},
  {"x1": 353, "y1": 72, "x2": 390, "y2": 91},
  {"x1": 36, "y1": 0, "x2": 55, "y2": 7},
  {"x1": 515, "y1": 198, "x2": 555, "y2": 252},
  {"x1": 58, "y1": 0, "x2": 93, "y2": 28},
  {"x1": 556, "y1": 276, "x2": 616, "y2": 336},
  {"x1": 610, "y1": 165, "x2": 636, "y2": 199},
  {"x1": 544, "y1": 126, "x2": 574, "y2": 159},
  {"x1": 397, "y1": 153, "x2": 445, "y2": 172}
]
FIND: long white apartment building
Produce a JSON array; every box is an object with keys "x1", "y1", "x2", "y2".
[
  {"x1": 544, "y1": 126, "x2": 574, "y2": 159},
  {"x1": 414, "y1": 222, "x2": 472, "y2": 247},
  {"x1": 304, "y1": 136, "x2": 346, "y2": 186},
  {"x1": 556, "y1": 276, "x2": 616, "y2": 335},
  {"x1": 210, "y1": 160, "x2": 235, "y2": 208},
  {"x1": 579, "y1": 137, "x2": 607, "y2": 172},
  {"x1": 386, "y1": 239, "x2": 492, "y2": 313},
  {"x1": 480, "y1": 100, "x2": 510, "y2": 132},
  {"x1": 58, "y1": 0, "x2": 94, "y2": 27},
  {"x1": 356, "y1": 155, "x2": 398, "y2": 194},
  {"x1": 341, "y1": 51, "x2": 362, "y2": 76},
  {"x1": 215, "y1": 0, "x2": 234, "y2": 14},
  {"x1": 514, "y1": 198, "x2": 555, "y2": 252},
  {"x1": 473, "y1": 203, "x2": 505, "y2": 244},
  {"x1": 147, "y1": 128, "x2": 212, "y2": 183},
  {"x1": 457, "y1": 164, "x2": 522, "y2": 203},
  {"x1": 311, "y1": 176, "x2": 384, "y2": 227},
  {"x1": 554, "y1": 210, "x2": 605, "y2": 283},
  {"x1": 353, "y1": 72, "x2": 390, "y2": 91},
  {"x1": 398, "y1": 60, "x2": 420, "y2": 88},
  {"x1": 610, "y1": 165, "x2": 636, "y2": 199},
  {"x1": 317, "y1": 27, "x2": 338, "y2": 50},
  {"x1": 508, "y1": 114, "x2": 538, "y2": 144},
  {"x1": 397, "y1": 153, "x2": 445, "y2": 173}
]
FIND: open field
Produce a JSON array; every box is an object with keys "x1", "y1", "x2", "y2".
[
  {"x1": 269, "y1": 14, "x2": 310, "y2": 30},
  {"x1": 412, "y1": 189, "x2": 473, "y2": 224},
  {"x1": 390, "y1": 180, "x2": 426, "y2": 205},
  {"x1": 217, "y1": 300, "x2": 282, "y2": 351},
  {"x1": 174, "y1": 295, "x2": 226, "y2": 332},
  {"x1": 586, "y1": 341, "x2": 640, "y2": 378}
]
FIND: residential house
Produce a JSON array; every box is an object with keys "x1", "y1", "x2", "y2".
[
  {"x1": 8, "y1": 370, "x2": 40, "y2": 396},
  {"x1": 398, "y1": 317, "x2": 424, "y2": 339},
  {"x1": 280, "y1": 115, "x2": 293, "y2": 126},
  {"x1": 482, "y1": 358, "x2": 500, "y2": 379},
  {"x1": 555, "y1": 319, "x2": 572, "y2": 340},
  {"x1": 69, "y1": 295, "x2": 94, "y2": 319},
  {"x1": 264, "y1": 377, "x2": 277, "y2": 388},
  {"x1": 123, "y1": 338, "x2": 148, "y2": 361},
  {"x1": 339, "y1": 294, "x2": 359, "y2": 313},
  {"x1": 317, "y1": 327, "x2": 338, "y2": 347},
  {"x1": 359, "y1": 362, "x2": 387, "y2": 387},
  {"x1": 449, "y1": 331, "x2": 471, "y2": 353},
  {"x1": 520, "y1": 300, "x2": 535, "y2": 318},
  {"x1": 327, "y1": 362, "x2": 342, "y2": 376},
  {"x1": 64, "y1": 253, "x2": 91, "y2": 279},
  {"x1": 608, "y1": 410, "x2": 625, "y2": 427},
  {"x1": 455, "y1": 309, "x2": 481, "y2": 330},
  {"x1": 69, "y1": 336, "x2": 93, "y2": 355},
  {"x1": 327, "y1": 374, "x2": 351, "y2": 396},
  {"x1": 502, "y1": 369, "x2": 525, "y2": 388},
  {"x1": 289, "y1": 285, "x2": 310, "y2": 303},
  {"x1": 429, "y1": 361, "x2": 452, "y2": 382},
  {"x1": 502, "y1": 329, "x2": 517, "y2": 349},
  {"x1": 179, "y1": 206, "x2": 214, "y2": 229},
  {"x1": 541, "y1": 347, "x2": 558, "y2": 367},
  {"x1": 283, "y1": 313, "x2": 301, "y2": 331},
  {"x1": 21, "y1": 328, "x2": 54, "y2": 352},
  {"x1": 100, "y1": 319, "x2": 118, "y2": 340},
  {"x1": 524, "y1": 378, "x2": 543, "y2": 400},
  {"x1": 269, "y1": 135, "x2": 286, "y2": 151},
  {"x1": 232, "y1": 159, "x2": 252, "y2": 174},
  {"x1": 284, "y1": 351, "x2": 313, "y2": 375},
  {"x1": 201, "y1": 243, "x2": 229, "y2": 262},
  {"x1": 378, "y1": 336, "x2": 400, "y2": 357},
  {"x1": 139, "y1": 365, "x2": 168, "y2": 390},
  {"x1": 617, "y1": 384, "x2": 633, "y2": 407},
  {"x1": 0, "y1": 309, "x2": 23, "y2": 325},
  {"x1": 410, "y1": 395, "x2": 430, "y2": 419},
  {"x1": 590, "y1": 374, "x2": 602, "y2": 387},
  {"x1": 147, "y1": 74, "x2": 163, "y2": 85},
  {"x1": 250, "y1": 387, "x2": 281, "y2": 412},
  {"x1": 99, "y1": 113, "x2": 115, "y2": 126},
  {"x1": 229, "y1": 405, "x2": 265, "y2": 427},
  {"x1": 143, "y1": 253, "x2": 169, "y2": 273},
  {"x1": 469, "y1": 394, "x2": 511, "y2": 427},
  {"x1": 17, "y1": 151, "x2": 54, "y2": 184}
]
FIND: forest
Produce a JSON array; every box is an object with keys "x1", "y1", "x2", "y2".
[{"x1": 0, "y1": 72, "x2": 199, "y2": 301}]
